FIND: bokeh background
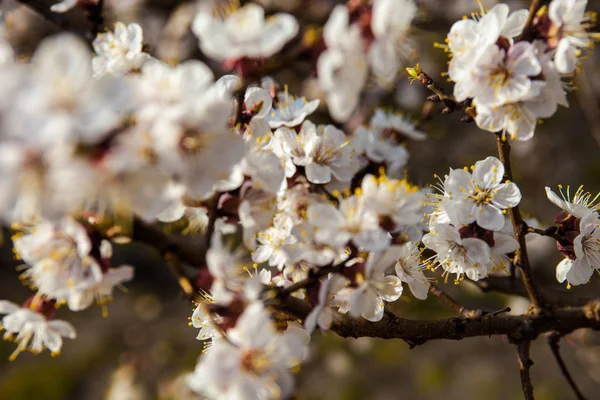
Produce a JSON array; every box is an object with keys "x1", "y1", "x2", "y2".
[{"x1": 1, "y1": 0, "x2": 600, "y2": 399}]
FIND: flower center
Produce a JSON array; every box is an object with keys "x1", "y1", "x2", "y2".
[
  {"x1": 240, "y1": 348, "x2": 271, "y2": 375},
  {"x1": 470, "y1": 187, "x2": 493, "y2": 206}
]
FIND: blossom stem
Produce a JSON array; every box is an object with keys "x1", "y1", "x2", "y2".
[
  {"x1": 495, "y1": 134, "x2": 547, "y2": 310},
  {"x1": 233, "y1": 83, "x2": 248, "y2": 127},
  {"x1": 407, "y1": 65, "x2": 476, "y2": 118},
  {"x1": 548, "y1": 334, "x2": 588, "y2": 400},
  {"x1": 164, "y1": 252, "x2": 198, "y2": 301},
  {"x1": 526, "y1": 226, "x2": 562, "y2": 241},
  {"x1": 516, "y1": 340, "x2": 535, "y2": 400}
]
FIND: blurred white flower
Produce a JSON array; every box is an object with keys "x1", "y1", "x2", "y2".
[
  {"x1": 273, "y1": 121, "x2": 359, "y2": 184},
  {"x1": 548, "y1": 0, "x2": 595, "y2": 74},
  {"x1": 318, "y1": 5, "x2": 368, "y2": 122},
  {"x1": 0, "y1": 300, "x2": 76, "y2": 360},
  {"x1": 265, "y1": 91, "x2": 319, "y2": 128},
  {"x1": 335, "y1": 252, "x2": 403, "y2": 322},
  {"x1": 50, "y1": 0, "x2": 77, "y2": 13},
  {"x1": 13, "y1": 217, "x2": 133, "y2": 312},
  {"x1": 369, "y1": 0, "x2": 417, "y2": 86},
  {"x1": 187, "y1": 303, "x2": 309, "y2": 399},
  {"x1": 192, "y1": 3, "x2": 298, "y2": 62},
  {"x1": 361, "y1": 174, "x2": 425, "y2": 229},
  {"x1": 92, "y1": 22, "x2": 150, "y2": 78},
  {"x1": 252, "y1": 214, "x2": 297, "y2": 270}
]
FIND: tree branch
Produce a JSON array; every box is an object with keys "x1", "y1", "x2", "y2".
[
  {"x1": 548, "y1": 334, "x2": 588, "y2": 400},
  {"x1": 281, "y1": 295, "x2": 600, "y2": 346},
  {"x1": 517, "y1": 340, "x2": 535, "y2": 400},
  {"x1": 131, "y1": 218, "x2": 207, "y2": 268},
  {"x1": 496, "y1": 134, "x2": 547, "y2": 310},
  {"x1": 17, "y1": 0, "x2": 97, "y2": 41}
]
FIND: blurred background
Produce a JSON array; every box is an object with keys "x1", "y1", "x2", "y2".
[{"x1": 1, "y1": 0, "x2": 600, "y2": 399}]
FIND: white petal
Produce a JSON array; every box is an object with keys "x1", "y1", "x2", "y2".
[
  {"x1": 473, "y1": 157, "x2": 504, "y2": 189},
  {"x1": 502, "y1": 9, "x2": 529, "y2": 38},
  {"x1": 566, "y1": 258, "x2": 594, "y2": 286},
  {"x1": 493, "y1": 183, "x2": 522, "y2": 208},
  {"x1": 476, "y1": 205, "x2": 506, "y2": 231},
  {"x1": 555, "y1": 38, "x2": 578, "y2": 74},
  {"x1": 0, "y1": 300, "x2": 20, "y2": 314},
  {"x1": 556, "y1": 258, "x2": 572, "y2": 283},
  {"x1": 408, "y1": 280, "x2": 429, "y2": 300}
]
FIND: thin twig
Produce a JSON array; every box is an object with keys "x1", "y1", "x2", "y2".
[
  {"x1": 164, "y1": 252, "x2": 198, "y2": 301},
  {"x1": 428, "y1": 284, "x2": 480, "y2": 317},
  {"x1": 17, "y1": 0, "x2": 96, "y2": 40},
  {"x1": 83, "y1": 0, "x2": 105, "y2": 39},
  {"x1": 517, "y1": 340, "x2": 535, "y2": 400},
  {"x1": 548, "y1": 334, "x2": 588, "y2": 400},
  {"x1": 132, "y1": 217, "x2": 207, "y2": 267},
  {"x1": 496, "y1": 134, "x2": 547, "y2": 310},
  {"x1": 406, "y1": 65, "x2": 476, "y2": 119},
  {"x1": 527, "y1": 226, "x2": 562, "y2": 241}
]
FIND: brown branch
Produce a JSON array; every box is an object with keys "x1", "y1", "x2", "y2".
[
  {"x1": 132, "y1": 217, "x2": 206, "y2": 267},
  {"x1": 281, "y1": 294, "x2": 600, "y2": 345},
  {"x1": 527, "y1": 226, "x2": 561, "y2": 241},
  {"x1": 548, "y1": 334, "x2": 588, "y2": 400},
  {"x1": 406, "y1": 65, "x2": 476, "y2": 120},
  {"x1": 517, "y1": 340, "x2": 535, "y2": 400},
  {"x1": 17, "y1": 0, "x2": 97, "y2": 41},
  {"x1": 496, "y1": 134, "x2": 547, "y2": 310}
]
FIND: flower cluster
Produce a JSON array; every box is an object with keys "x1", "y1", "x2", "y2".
[
  {"x1": 443, "y1": 0, "x2": 598, "y2": 140},
  {"x1": 0, "y1": 1, "x2": 597, "y2": 399},
  {"x1": 424, "y1": 157, "x2": 521, "y2": 282}
]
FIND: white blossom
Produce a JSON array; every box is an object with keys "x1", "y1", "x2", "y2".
[
  {"x1": 13, "y1": 217, "x2": 133, "y2": 312},
  {"x1": 265, "y1": 91, "x2": 319, "y2": 128},
  {"x1": 92, "y1": 22, "x2": 150, "y2": 78},
  {"x1": 252, "y1": 214, "x2": 297, "y2": 270},
  {"x1": 304, "y1": 275, "x2": 348, "y2": 333},
  {"x1": 548, "y1": 0, "x2": 595, "y2": 74},
  {"x1": 192, "y1": 3, "x2": 298, "y2": 62},
  {"x1": 307, "y1": 195, "x2": 390, "y2": 252},
  {"x1": 369, "y1": 0, "x2": 417, "y2": 86},
  {"x1": 423, "y1": 223, "x2": 492, "y2": 282},
  {"x1": 275, "y1": 121, "x2": 358, "y2": 184},
  {"x1": 546, "y1": 185, "x2": 600, "y2": 218},
  {"x1": 0, "y1": 300, "x2": 76, "y2": 360},
  {"x1": 318, "y1": 5, "x2": 368, "y2": 122},
  {"x1": 187, "y1": 303, "x2": 309, "y2": 399},
  {"x1": 556, "y1": 212, "x2": 600, "y2": 286},
  {"x1": 335, "y1": 252, "x2": 403, "y2": 322},
  {"x1": 443, "y1": 157, "x2": 521, "y2": 231}
]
